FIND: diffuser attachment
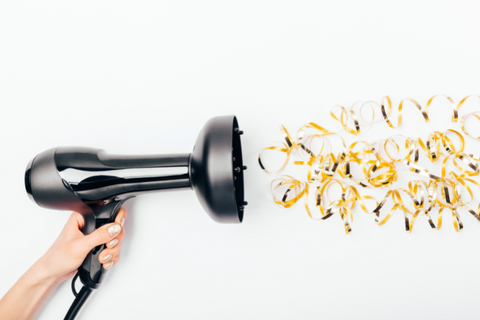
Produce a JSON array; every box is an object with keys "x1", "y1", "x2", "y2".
[{"x1": 190, "y1": 115, "x2": 246, "y2": 223}]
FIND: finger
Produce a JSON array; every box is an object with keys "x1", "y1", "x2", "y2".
[
  {"x1": 110, "y1": 211, "x2": 126, "y2": 245},
  {"x1": 62, "y1": 212, "x2": 89, "y2": 239},
  {"x1": 72, "y1": 211, "x2": 85, "y2": 230},
  {"x1": 106, "y1": 236, "x2": 122, "y2": 249},
  {"x1": 115, "y1": 206, "x2": 127, "y2": 227},
  {"x1": 71, "y1": 207, "x2": 126, "y2": 233},
  {"x1": 115, "y1": 226, "x2": 126, "y2": 242},
  {"x1": 63, "y1": 211, "x2": 84, "y2": 232},
  {"x1": 103, "y1": 254, "x2": 121, "y2": 270},
  {"x1": 105, "y1": 223, "x2": 125, "y2": 249},
  {"x1": 99, "y1": 244, "x2": 121, "y2": 264},
  {"x1": 82, "y1": 222, "x2": 122, "y2": 249}
]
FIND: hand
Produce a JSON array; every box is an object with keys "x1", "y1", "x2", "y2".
[
  {"x1": 39, "y1": 207, "x2": 127, "y2": 282},
  {"x1": 0, "y1": 207, "x2": 128, "y2": 320}
]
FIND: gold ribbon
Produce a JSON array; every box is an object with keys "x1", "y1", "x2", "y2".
[
  {"x1": 329, "y1": 95, "x2": 480, "y2": 137},
  {"x1": 260, "y1": 95, "x2": 480, "y2": 233}
]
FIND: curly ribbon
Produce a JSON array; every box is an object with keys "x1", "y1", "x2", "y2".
[
  {"x1": 329, "y1": 95, "x2": 480, "y2": 137},
  {"x1": 461, "y1": 111, "x2": 480, "y2": 141},
  {"x1": 259, "y1": 95, "x2": 480, "y2": 233}
]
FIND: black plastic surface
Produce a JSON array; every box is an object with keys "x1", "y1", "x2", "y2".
[
  {"x1": 55, "y1": 147, "x2": 191, "y2": 204},
  {"x1": 63, "y1": 286, "x2": 93, "y2": 320},
  {"x1": 190, "y1": 115, "x2": 245, "y2": 223},
  {"x1": 25, "y1": 115, "x2": 246, "y2": 226},
  {"x1": 79, "y1": 200, "x2": 127, "y2": 289}
]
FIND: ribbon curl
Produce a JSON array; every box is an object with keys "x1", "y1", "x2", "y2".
[{"x1": 259, "y1": 95, "x2": 480, "y2": 233}]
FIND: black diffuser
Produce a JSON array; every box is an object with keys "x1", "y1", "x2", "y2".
[{"x1": 24, "y1": 115, "x2": 246, "y2": 319}]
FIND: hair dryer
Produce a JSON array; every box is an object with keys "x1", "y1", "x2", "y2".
[{"x1": 24, "y1": 115, "x2": 246, "y2": 319}]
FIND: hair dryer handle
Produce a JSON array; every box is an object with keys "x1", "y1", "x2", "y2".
[{"x1": 78, "y1": 199, "x2": 129, "y2": 289}]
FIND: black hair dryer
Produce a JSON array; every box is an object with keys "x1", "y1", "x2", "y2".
[{"x1": 24, "y1": 115, "x2": 247, "y2": 319}]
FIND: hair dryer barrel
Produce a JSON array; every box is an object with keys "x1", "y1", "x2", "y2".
[{"x1": 25, "y1": 147, "x2": 191, "y2": 208}]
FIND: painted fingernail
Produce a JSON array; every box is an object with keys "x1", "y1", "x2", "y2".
[
  {"x1": 104, "y1": 261, "x2": 114, "y2": 269},
  {"x1": 108, "y1": 239, "x2": 119, "y2": 248},
  {"x1": 102, "y1": 254, "x2": 112, "y2": 263},
  {"x1": 120, "y1": 217, "x2": 125, "y2": 227},
  {"x1": 108, "y1": 224, "x2": 121, "y2": 237}
]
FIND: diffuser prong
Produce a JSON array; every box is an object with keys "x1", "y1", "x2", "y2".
[{"x1": 234, "y1": 127, "x2": 244, "y2": 135}]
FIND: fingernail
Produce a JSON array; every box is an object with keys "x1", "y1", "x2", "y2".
[
  {"x1": 108, "y1": 224, "x2": 121, "y2": 237},
  {"x1": 104, "y1": 261, "x2": 114, "y2": 269},
  {"x1": 108, "y1": 239, "x2": 119, "y2": 248},
  {"x1": 120, "y1": 217, "x2": 125, "y2": 227},
  {"x1": 102, "y1": 254, "x2": 112, "y2": 263}
]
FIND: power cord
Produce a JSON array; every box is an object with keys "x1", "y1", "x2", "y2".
[{"x1": 64, "y1": 273, "x2": 93, "y2": 320}]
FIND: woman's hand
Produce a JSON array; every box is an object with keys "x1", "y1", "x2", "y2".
[
  {"x1": 0, "y1": 207, "x2": 127, "y2": 320},
  {"x1": 40, "y1": 207, "x2": 128, "y2": 282}
]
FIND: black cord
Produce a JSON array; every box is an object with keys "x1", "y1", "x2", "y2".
[
  {"x1": 71, "y1": 273, "x2": 79, "y2": 297},
  {"x1": 64, "y1": 285, "x2": 93, "y2": 320}
]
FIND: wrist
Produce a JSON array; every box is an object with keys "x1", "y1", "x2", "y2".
[
  {"x1": 33, "y1": 256, "x2": 65, "y2": 287},
  {"x1": 0, "y1": 256, "x2": 64, "y2": 319}
]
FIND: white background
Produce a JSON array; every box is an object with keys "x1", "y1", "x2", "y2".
[{"x1": 1, "y1": 0, "x2": 480, "y2": 319}]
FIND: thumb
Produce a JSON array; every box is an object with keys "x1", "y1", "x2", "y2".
[{"x1": 82, "y1": 223, "x2": 122, "y2": 249}]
